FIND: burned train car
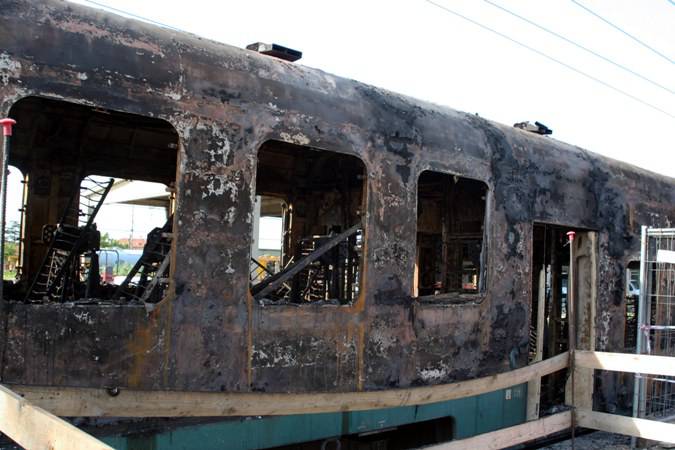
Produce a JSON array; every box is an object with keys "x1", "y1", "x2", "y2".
[{"x1": 0, "y1": 1, "x2": 673, "y2": 448}]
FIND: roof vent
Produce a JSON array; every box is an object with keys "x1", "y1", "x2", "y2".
[
  {"x1": 246, "y1": 42, "x2": 302, "y2": 62},
  {"x1": 513, "y1": 121, "x2": 552, "y2": 135}
]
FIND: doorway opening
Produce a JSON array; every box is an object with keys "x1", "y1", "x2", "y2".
[{"x1": 530, "y1": 223, "x2": 588, "y2": 412}]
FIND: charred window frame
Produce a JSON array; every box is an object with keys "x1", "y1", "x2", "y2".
[
  {"x1": 2, "y1": 96, "x2": 179, "y2": 305},
  {"x1": 250, "y1": 140, "x2": 366, "y2": 305},
  {"x1": 413, "y1": 170, "x2": 488, "y2": 299}
]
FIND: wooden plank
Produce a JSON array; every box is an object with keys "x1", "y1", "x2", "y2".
[
  {"x1": 575, "y1": 351, "x2": 675, "y2": 377},
  {"x1": 0, "y1": 384, "x2": 112, "y2": 450},
  {"x1": 574, "y1": 231, "x2": 597, "y2": 352},
  {"x1": 576, "y1": 410, "x2": 675, "y2": 444},
  {"x1": 423, "y1": 411, "x2": 572, "y2": 450},
  {"x1": 567, "y1": 232, "x2": 597, "y2": 409},
  {"x1": 526, "y1": 268, "x2": 546, "y2": 420},
  {"x1": 8, "y1": 352, "x2": 569, "y2": 417}
]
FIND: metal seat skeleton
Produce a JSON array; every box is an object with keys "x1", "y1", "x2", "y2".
[
  {"x1": 114, "y1": 217, "x2": 173, "y2": 303},
  {"x1": 24, "y1": 176, "x2": 114, "y2": 302}
]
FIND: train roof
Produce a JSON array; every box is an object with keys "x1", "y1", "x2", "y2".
[{"x1": 4, "y1": 0, "x2": 674, "y2": 188}]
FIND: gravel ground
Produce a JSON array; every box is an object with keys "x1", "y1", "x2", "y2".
[{"x1": 541, "y1": 431, "x2": 672, "y2": 449}]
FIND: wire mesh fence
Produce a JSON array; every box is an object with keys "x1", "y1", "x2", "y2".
[{"x1": 634, "y1": 227, "x2": 675, "y2": 421}]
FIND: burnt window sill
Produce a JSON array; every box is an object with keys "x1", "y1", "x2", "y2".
[{"x1": 414, "y1": 292, "x2": 486, "y2": 306}]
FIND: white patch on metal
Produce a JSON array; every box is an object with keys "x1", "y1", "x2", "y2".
[
  {"x1": 0, "y1": 52, "x2": 21, "y2": 86},
  {"x1": 656, "y1": 249, "x2": 675, "y2": 264},
  {"x1": 73, "y1": 310, "x2": 95, "y2": 325},
  {"x1": 419, "y1": 361, "x2": 451, "y2": 382},
  {"x1": 196, "y1": 122, "x2": 232, "y2": 167},
  {"x1": 280, "y1": 132, "x2": 310, "y2": 146},
  {"x1": 164, "y1": 90, "x2": 182, "y2": 101}
]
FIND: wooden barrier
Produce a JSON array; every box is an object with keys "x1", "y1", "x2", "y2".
[
  {"x1": 575, "y1": 350, "x2": 675, "y2": 377},
  {"x1": 0, "y1": 384, "x2": 112, "y2": 450},
  {"x1": 3, "y1": 349, "x2": 674, "y2": 448},
  {"x1": 6, "y1": 352, "x2": 569, "y2": 417},
  {"x1": 573, "y1": 350, "x2": 675, "y2": 444},
  {"x1": 423, "y1": 350, "x2": 675, "y2": 448},
  {"x1": 422, "y1": 411, "x2": 572, "y2": 450},
  {"x1": 576, "y1": 410, "x2": 675, "y2": 445}
]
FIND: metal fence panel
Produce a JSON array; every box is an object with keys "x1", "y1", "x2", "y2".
[{"x1": 634, "y1": 227, "x2": 675, "y2": 421}]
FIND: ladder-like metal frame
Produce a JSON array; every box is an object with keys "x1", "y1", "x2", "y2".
[
  {"x1": 24, "y1": 177, "x2": 114, "y2": 302},
  {"x1": 114, "y1": 217, "x2": 172, "y2": 303}
]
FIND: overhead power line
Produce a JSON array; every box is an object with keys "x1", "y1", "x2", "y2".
[
  {"x1": 77, "y1": 0, "x2": 675, "y2": 120},
  {"x1": 80, "y1": 0, "x2": 183, "y2": 32},
  {"x1": 571, "y1": 0, "x2": 674, "y2": 65},
  {"x1": 424, "y1": 0, "x2": 675, "y2": 119},
  {"x1": 423, "y1": 0, "x2": 675, "y2": 120},
  {"x1": 484, "y1": 0, "x2": 674, "y2": 95}
]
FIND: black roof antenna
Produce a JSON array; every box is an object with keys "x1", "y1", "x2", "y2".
[
  {"x1": 513, "y1": 121, "x2": 552, "y2": 135},
  {"x1": 246, "y1": 43, "x2": 302, "y2": 62}
]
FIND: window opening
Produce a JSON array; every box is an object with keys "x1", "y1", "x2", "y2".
[
  {"x1": 414, "y1": 171, "x2": 487, "y2": 297},
  {"x1": 249, "y1": 195, "x2": 284, "y2": 286},
  {"x1": 3, "y1": 96, "x2": 178, "y2": 304},
  {"x1": 90, "y1": 176, "x2": 174, "y2": 303},
  {"x1": 250, "y1": 141, "x2": 365, "y2": 305},
  {"x1": 2, "y1": 166, "x2": 27, "y2": 282}
]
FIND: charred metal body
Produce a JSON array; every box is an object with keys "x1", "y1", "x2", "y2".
[{"x1": 0, "y1": 0, "x2": 674, "y2": 446}]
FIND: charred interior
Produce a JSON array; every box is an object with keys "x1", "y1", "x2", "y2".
[
  {"x1": 3, "y1": 96, "x2": 178, "y2": 304},
  {"x1": 414, "y1": 171, "x2": 487, "y2": 297},
  {"x1": 250, "y1": 141, "x2": 365, "y2": 304}
]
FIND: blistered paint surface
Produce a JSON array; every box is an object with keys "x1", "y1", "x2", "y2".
[{"x1": 0, "y1": 0, "x2": 672, "y2": 418}]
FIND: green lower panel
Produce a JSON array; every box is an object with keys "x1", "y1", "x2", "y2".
[{"x1": 102, "y1": 384, "x2": 526, "y2": 450}]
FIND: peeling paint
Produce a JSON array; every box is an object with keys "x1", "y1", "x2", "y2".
[
  {"x1": 279, "y1": 131, "x2": 310, "y2": 146},
  {"x1": 0, "y1": 0, "x2": 673, "y2": 413},
  {"x1": 0, "y1": 52, "x2": 21, "y2": 85},
  {"x1": 200, "y1": 174, "x2": 239, "y2": 201}
]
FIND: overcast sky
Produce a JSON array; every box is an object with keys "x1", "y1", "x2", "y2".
[{"x1": 64, "y1": 0, "x2": 674, "y2": 178}]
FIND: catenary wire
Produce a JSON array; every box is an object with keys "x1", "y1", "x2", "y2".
[
  {"x1": 424, "y1": 0, "x2": 675, "y2": 120},
  {"x1": 76, "y1": 0, "x2": 675, "y2": 120},
  {"x1": 484, "y1": 0, "x2": 674, "y2": 95},
  {"x1": 571, "y1": 0, "x2": 674, "y2": 65},
  {"x1": 80, "y1": 0, "x2": 183, "y2": 32}
]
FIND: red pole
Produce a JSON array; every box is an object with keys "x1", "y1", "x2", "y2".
[{"x1": 0, "y1": 119, "x2": 16, "y2": 137}]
